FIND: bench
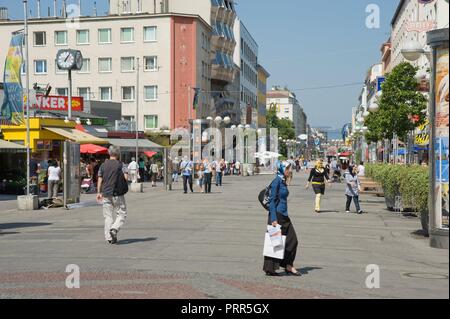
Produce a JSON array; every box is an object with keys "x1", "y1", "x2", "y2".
[{"x1": 359, "y1": 177, "x2": 384, "y2": 197}]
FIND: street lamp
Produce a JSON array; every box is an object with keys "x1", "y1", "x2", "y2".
[
  {"x1": 369, "y1": 102, "x2": 379, "y2": 113},
  {"x1": 214, "y1": 116, "x2": 223, "y2": 125},
  {"x1": 223, "y1": 116, "x2": 231, "y2": 125},
  {"x1": 401, "y1": 40, "x2": 428, "y2": 62}
]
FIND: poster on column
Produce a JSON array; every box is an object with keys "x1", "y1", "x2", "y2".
[{"x1": 435, "y1": 46, "x2": 449, "y2": 228}]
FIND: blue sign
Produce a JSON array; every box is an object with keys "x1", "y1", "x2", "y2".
[
  {"x1": 435, "y1": 137, "x2": 449, "y2": 183},
  {"x1": 377, "y1": 77, "x2": 385, "y2": 92}
]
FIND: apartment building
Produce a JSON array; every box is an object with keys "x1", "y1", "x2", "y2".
[
  {"x1": 233, "y1": 18, "x2": 259, "y2": 127},
  {"x1": 257, "y1": 64, "x2": 270, "y2": 129},
  {"x1": 0, "y1": 0, "x2": 241, "y2": 131},
  {"x1": 389, "y1": 0, "x2": 449, "y2": 73},
  {"x1": 266, "y1": 87, "x2": 308, "y2": 138}
]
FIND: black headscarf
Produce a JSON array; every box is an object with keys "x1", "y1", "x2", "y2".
[{"x1": 348, "y1": 165, "x2": 355, "y2": 177}]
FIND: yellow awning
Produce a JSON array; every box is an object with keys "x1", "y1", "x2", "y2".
[{"x1": 43, "y1": 127, "x2": 107, "y2": 145}]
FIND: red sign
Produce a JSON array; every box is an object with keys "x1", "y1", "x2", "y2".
[
  {"x1": 31, "y1": 95, "x2": 84, "y2": 112},
  {"x1": 406, "y1": 21, "x2": 437, "y2": 32}
]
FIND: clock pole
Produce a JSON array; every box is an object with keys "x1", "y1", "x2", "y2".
[{"x1": 68, "y1": 68, "x2": 72, "y2": 119}]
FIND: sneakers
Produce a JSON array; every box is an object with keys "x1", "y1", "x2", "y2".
[
  {"x1": 346, "y1": 210, "x2": 350, "y2": 213},
  {"x1": 109, "y1": 229, "x2": 118, "y2": 244},
  {"x1": 357, "y1": 210, "x2": 364, "y2": 215}
]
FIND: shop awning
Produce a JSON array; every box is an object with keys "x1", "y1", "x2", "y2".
[
  {"x1": 43, "y1": 127, "x2": 107, "y2": 145},
  {"x1": 106, "y1": 138, "x2": 164, "y2": 151},
  {"x1": 0, "y1": 139, "x2": 27, "y2": 153},
  {"x1": 144, "y1": 151, "x2": 158, "y2": 158},
  {"x1": 80, "y1": 144, "x2": 109, "y2": 155}
]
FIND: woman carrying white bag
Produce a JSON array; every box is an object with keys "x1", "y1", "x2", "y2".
[{"x1": 263, "y1": 161, "x2": 301, "y2": 277}]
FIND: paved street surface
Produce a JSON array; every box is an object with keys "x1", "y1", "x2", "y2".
[{"x1": 0, "y1": 172, "x2": 448, "y2": 299}]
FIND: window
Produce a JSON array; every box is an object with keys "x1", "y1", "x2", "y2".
[
  {"x1": 100, "y1": 87, "x2": 112, "y2": 101},
  {"x1": 56, "y1": 88, "x2": 68, "y2": 96},
  {"x1": 78, "y1": 58, "x2": 90, "y2": 73},
  {"x1": 285, "y1": 108, "x2": 290, "y2": 113},
  {"x1": 144, "y1": 85, "x2": 158, "y2": 101},
  {"x1": 55, "y1": 31, "x2": 67, "y2": 45},
  {"x1": 34, "y1": 60, "x2": 47, "y2": 74},
  {"x1": 77, "y1": 30, "x2": 90, "y2": 44},
  {"x1": 34, "y1": 31, "x2": 46, "y2": 46},
  {"x1": 98, "y1": 28, "x2": 112, "y2": 44},
  {"x1": 121, "y1": 57, "x2": 135, "y2": 72},
  {"x1": 78, "y1": 87, "x2": 90, "y2": 100},
  {"x1": 98, "y1": 58, "x2": 112, "y2": 73},
  {"x1": 144, "y1": 115, "x2": 158, "y2": 130},
  {"x1": 121, "y1": 27, "x2": 134, "y2": 42},
  {"x1": 144, "y1": 26, "x2": 157, "y2": 42},
  {"x1": 21, "y1": 62, "x2": 26, "y2": 75},
  {"x1": 122, "y1": 86, "x2": 135, "y2": 101},
  {"x1": 144, "y1": 56, "x2": 157, "y2": 71}
]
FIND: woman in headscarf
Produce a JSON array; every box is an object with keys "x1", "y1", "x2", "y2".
[
  {"x1": 263, "y1": 161, "x2": 301, "y2": 277},
  {"x1": 344, "y1": 165, "x2": 363, "y2": 214},
  {"x1": 306, "y1": 159, "x2": 331, "y2": 213}
]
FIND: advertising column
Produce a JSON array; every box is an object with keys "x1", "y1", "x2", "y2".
[{"x1": 427, "y1": 28, "x2": 449, "y2": 249}]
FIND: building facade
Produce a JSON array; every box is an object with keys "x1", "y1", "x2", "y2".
[
  {"x1": 257, "y1": 64, "x2": 270, "y2": 129},
  {"x1": 0, "y1": 0, "x2": 241, "y2": 132},
  {"x1": 233, "y1": 18, "x2": 258, "y2": 127},
  {"x1": 266, "y1": 87, "x2": 307, "y2": 138},
  {"x1": 389, "y1": 0, "x2": 449, "y2": 73}
]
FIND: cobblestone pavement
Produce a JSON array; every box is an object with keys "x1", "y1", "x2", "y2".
[{"x1": 0, "y1": 172, "x2": 448, "y2": 299}]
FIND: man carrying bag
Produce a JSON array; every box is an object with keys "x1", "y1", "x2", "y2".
[{"x1": 97, "y1": 146, "x2": 129, "y2": 245}]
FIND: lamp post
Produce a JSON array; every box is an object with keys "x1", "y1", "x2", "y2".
[{"x1": 23, "y1": 0, "x2": 30, "y2": 197}]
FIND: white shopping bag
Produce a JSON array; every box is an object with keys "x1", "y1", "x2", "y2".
[
  {"x1": 263, "y1": 233, "x2": 286, "y2": 260},
  {"x1": 267, "y1": 225, "x2": 283, "y2": 247}
]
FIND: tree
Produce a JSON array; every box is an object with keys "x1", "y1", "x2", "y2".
[
  {"x1": 365, "y1": 62, "x2": 427, "y2": 144},
  {"x1": 266, "y1": 106, "x2": 296, "y2": 156}
]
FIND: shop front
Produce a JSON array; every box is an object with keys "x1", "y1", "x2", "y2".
[{"x1": 1, "y1": 118, "x2": 107, "y2": 191}]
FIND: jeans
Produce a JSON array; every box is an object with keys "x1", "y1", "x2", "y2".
[
  {"x1": 204, "y1": 172, "x2": 212, "y2": 193},
  {"x1": 48, "y1": 180, "x2": 59, "y2": 198},
  {"x1": 172, "y1": 172, "x2": 179, "y2": 182},
  {"x1": 102, "y1": 196, "x2": 127, "y2": 241},
  {"x1": 183, "y1": 175, "x2": 193, "y2": 193},
  {"x1": 216, "y1": 171, "x2": 223, "y2": 186},
  {"x1": 346, "y1": 195, "x2": 361, "y2": 212}
]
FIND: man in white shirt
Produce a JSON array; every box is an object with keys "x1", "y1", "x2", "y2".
[
  {"x1": 47, "y1": 160, "x2": 61, "y2": 199},
  {"x1": 357, "y1": 161, "x2": 365, "y2": 177},
  {"x1": 127, "y1": 158, "x2": 138, "y2": 183}
]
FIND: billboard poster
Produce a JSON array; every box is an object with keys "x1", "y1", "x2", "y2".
[
  {"x1": 0, "y1": 33, "x2": 24, "y2": 125},
  {"x1": 435, "y1": 46, "x2": 449, "y2": 229}
]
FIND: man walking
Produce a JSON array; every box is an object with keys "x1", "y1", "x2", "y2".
[
  {"x1": 97, "y1": 146, "x2": 129, "y2": 245},
  {"x1": 180, "y1": 156, "x2": 194, "y2": 194},
  {"x1": 127, "y1": 157, "x2": 138, "y2": 183}
]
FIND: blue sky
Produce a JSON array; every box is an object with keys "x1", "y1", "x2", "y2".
[{"x1": 0, "y1": 0, "x2": 400, "y2": 129}]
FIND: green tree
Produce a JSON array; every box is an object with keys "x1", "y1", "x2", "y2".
[
  {"x1": 365, "y1": 62, "x2": 427, "y2": 143},
  {"x1": 266, "y1": 106, "x2": 296, "y2": 156}
]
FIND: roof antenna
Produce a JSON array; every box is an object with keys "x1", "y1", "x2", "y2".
[
  {"x1": 93, "y1": 1, "x2": 97, "y2": 16},
  {"x1": 62, "y1": 0, "x2": 67, "y2": 18},
  {"x1": 37, "y1": 0, "x2": 41, "y2": 18},
  {"x1": 53, "y1": 0, "x2": 57, "y2": 18}
]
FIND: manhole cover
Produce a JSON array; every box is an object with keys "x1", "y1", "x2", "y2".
[{"x1": 402, "y1": 273, "x2": 448, "y2": 280}]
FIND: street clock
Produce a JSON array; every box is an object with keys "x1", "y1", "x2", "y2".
[{"x1": 56, "y1": 49, "x2": 83, "y2": 71}]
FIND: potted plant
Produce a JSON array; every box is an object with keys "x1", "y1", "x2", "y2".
[{"x1": 399, "y1": 165, "x2": 429, "y2": 236}]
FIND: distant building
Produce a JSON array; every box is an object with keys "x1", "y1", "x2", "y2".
[
  {"x1": 233, "y1": 18, "x2": 258, "y2": 127},
  {"x1": 257, "y1": 65, "x2": 270, "y2": 128},
  {"x1": 266, "y1": 87, "x2": 307, "y2": 137}
]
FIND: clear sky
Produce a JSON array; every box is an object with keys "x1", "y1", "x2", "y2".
[{"x1": 0, "y1": 0, "x2": 400, "y2": 129}]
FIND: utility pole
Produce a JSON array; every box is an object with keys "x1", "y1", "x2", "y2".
[
  {"x1": 23, "y1": 0, "x2": 30, "y2": 196},
  {"x1": 135, "y1": 57, "x2": 140, "y2": 167}
]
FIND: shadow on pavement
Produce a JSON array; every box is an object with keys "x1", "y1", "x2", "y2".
[
  {"x1": 117, "y1": 237, "x2": 158, "y2": 245},
  {"x1": 0, "y1": 232, "x2": 20, "y2": 236},
  {"x1": 300, "y1": 267, "x2": 323, "y2": 275},
  {"x1": 0, "y1": 222, "x2": 52, "y2": 230}
]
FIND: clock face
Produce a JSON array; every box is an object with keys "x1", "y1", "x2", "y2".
[{"x1": 57, "y1": 50, "x2": 75, "y2": 70}]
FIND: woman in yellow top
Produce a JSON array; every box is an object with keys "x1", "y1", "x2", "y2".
[{"x1": 306, "y1": 160, "x2": 331, "y2": 213}]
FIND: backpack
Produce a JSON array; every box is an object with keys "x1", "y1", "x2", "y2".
[
  {"x1": 258, "y1": 180, "x2": 278, "y2": 211},
  {"x1": 113, "y1": 162, "x2": 129, "y2": 196}
]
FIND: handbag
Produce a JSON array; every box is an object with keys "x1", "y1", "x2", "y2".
[{"x1": 263, "y1": 232, "x2": 286, "y2": 260}]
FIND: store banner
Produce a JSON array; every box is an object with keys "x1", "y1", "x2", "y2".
[
  {"x1": 30, "y1": 95, "x2": 84, "y2": 112},
  {"x1": 0, "y1": 33, "x2": 24, "y2": 125}
]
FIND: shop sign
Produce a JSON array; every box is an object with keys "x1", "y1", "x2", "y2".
[
  {"x1": 406, "y1": 21, "x2": 437, "y2": 33},
  {"x1": 415, "y1": 119, "x2": 430, "y2": 146},
  {"x1": 36, "y1": 140, "x2": 52, "y2": 151},
  {"x1": 30, "y1": 95, "x2": 83, "y2": 112}
]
